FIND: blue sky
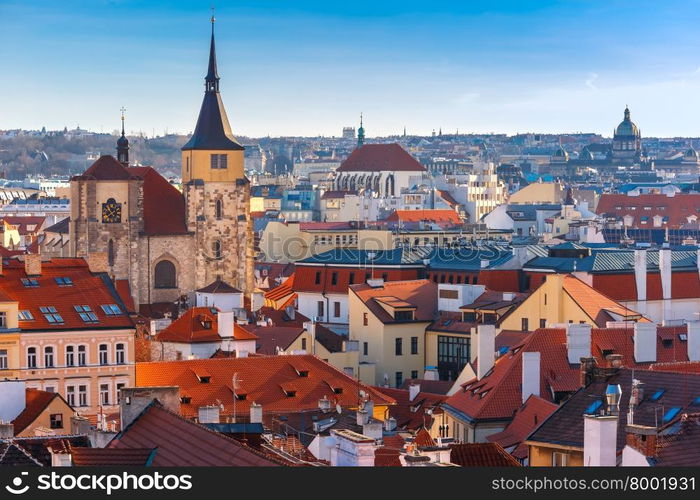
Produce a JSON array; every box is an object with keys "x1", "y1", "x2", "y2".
[{"x1": 2, "y1": 0, "x2": 700, "y2": 137}]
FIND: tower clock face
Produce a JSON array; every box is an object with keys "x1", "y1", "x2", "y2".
[{"x1": 102, "y1": 199, "x2": 122, "y2": 223}]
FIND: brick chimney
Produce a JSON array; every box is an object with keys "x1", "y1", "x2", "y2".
[
  {"x1": 625, "y1": 424, "x2": 658, "y2": 458},
  {"x1": 87, "y1": 252, "x2": 109, "y2": 274},
  {"x1": 119, "y1": 386, "x2": 180, "y2": 429},
  {"x1": 24, "y1": 253, "x2": 42, "y2": 276}
]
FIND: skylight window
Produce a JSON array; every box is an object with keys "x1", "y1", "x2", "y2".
[
  {"x1": 650, "y1": 389, "x2": 666, "y2": 401},
  {"x1": 54, "y1": 277, "x2": 73, "y2": 286},
  {"x1": 692, "y1": 396, "x2": 700, "y2": 406},
  {"x1": 39, "y1": 306, "x2": 63, "y2": 324},
  {"x1": 18, "y1": 310, "x2": 34, "y2": 321},
  {"x1": 101, "y1": 304, "x2": 122, "y2": 316},
  {"x1": 74, "y1": 305, "x2": 98, "y2": 323},
  {"x1": 584, "y1": 399, "x2": 603, "y2": 415},
  {"x1": 21, "y1": 278, "x2": 39, "y2": 288},
  {"x1": 662, "y1": 407, "x2": 681, "y2": 423}
]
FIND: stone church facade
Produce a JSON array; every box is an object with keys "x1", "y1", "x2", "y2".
[{"x1": 69, "y1": 20, "x2": 253, "y2": 310}]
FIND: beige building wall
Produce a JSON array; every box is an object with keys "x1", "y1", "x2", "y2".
[
  {"x1": 528, "y1": 444, "x2": 583, "y2": 466},
  {"x1": 509, "y1": 182, "x2": 564, "y2": 204},
  {"x1": 16, "y1": 396, "x2": 75, "y2": 437}
]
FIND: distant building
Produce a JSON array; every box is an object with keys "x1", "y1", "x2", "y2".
[{"x1": 342, "y1": 127, "x2": 356, "y2": 140}]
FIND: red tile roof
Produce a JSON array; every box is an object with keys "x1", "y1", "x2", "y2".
[
  {"x1": 71, "y1": 448, "x2": 156, "y2": 466},
  {"x1": 486, "y1": 394, "x2": 558, "y2": 459},
  {"x1": 79, "y1": 155, "x2": 132, "y2": 180},
  {"x1": 243, "y1": 325, "x2": 304, "y2": 354},
  {"x1": 377, "y1": 386, "x2": 447, "y2": 430},
  {"x1": 336, "y1": 144, "x2": 426, "y2": 172},
  {"x1": 596, "y1": 193, "x2": 700, "y2": 228},
  {"x1": 128, "y1": 166, "x2": 188, "y2": 236},
  {"x1": 449, "y1": 443, "x2": 521, "y2": 466},
  {"x1": 1, "y1": 216, "x2": 46, "y2": 236},
  {"x1": 350, "y1": 280, "x2": 437, "y2": 324},
  {"x1": 108, "y1": 402, "x2": 281, "y2": 466},
  {"x1": 154, "y1": 307, "x2": 223, "y2": 343},
  {"x1": 136, "y1": 355, "x2": 395, "y2": 420},
  {"x1": 386, "y1": 209, "x2": 461, "y2": 224},
  {"x1": 1, "y1": 258, "x2": 134, "y2": 331},
  {"x1": 12, "y1": 389, "x2": 73, "y2": 435},
  {"x1": 115, "y1": 279, "x2": 136, "y2": 313},
  {"x1": 563, "y1": 275, "x2": 647, "y2": 326}
]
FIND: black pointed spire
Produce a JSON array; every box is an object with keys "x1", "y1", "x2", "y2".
[
  {"x1": 182, "y1": 17, "x2": 243, "y2": 152},
  {"x1": 205, "y1": 15, "x2": 219, "y2": 93},
  {"x1": 117, "y1": 106, "x2": 129, "y2": 165}
]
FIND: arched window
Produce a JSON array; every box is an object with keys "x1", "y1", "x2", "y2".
[
  {"x1": 27, "y1": 347, "x2": 37, "y2": 368},
  {"x1": 78, "y1": 345, "x2": 87, "y2": 366},
  {"x1": 115, "y1": 343, "x2": 125, "y2": 365},
  {"x1": 44, "y1": 346, "x2": 54, "y2": 368},
  {"x1": 108, "y1": 239, "x2": 115, "y2": 267},
  {"x1": 99, "y1": 344, "x2": 108, "y2": 365},
  {"x1": 212, "y1": 240, "x2": 222, "y2": 259},
  {"x1": 66, "y1": 345, "x2": 75, "y2": 367},
  {"x1": 215, "y1": 199, "x2": 223, "y2": 220},
  {"x1": 154, "y1": 260, "x2": 177, "y2": 289}
]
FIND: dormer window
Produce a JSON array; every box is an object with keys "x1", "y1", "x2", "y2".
[
  {"x1": 55, "y1": 277, "x2": 73, "y2": 286},
  {"x1": 285, "y1": 390, "x2": 297, "y2": 397},
  {"x1": 199, "y1": 376, "x2": 211, "y2": 384},
  {"x1": 201, "y1": 320, "x2": 212, "y2": 329},
  {"x1": 181, "y1": 396, "x2": 192, "y2": 404},
  {"x1": 394, "y1": 310, "x2": 414, "y2": 321}
]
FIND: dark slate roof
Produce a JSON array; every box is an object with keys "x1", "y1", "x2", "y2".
[
  {"x1": 525, "y1": 248, "x2": 699, "y2": 273},
  {"x1": 196, "y1": 279, "x2": 242, "y2": 294},
  {"x1": 506, "y1": 204, "x2": 561, "y2": 221},
  {"x1": 0, "y1": 442, "x2": 43, "y2": 466},
  {"x1": 526, "y1": 368, "x2": 700, "y2": 451},
  {"x1": 10, "y1": 436, "x2": 91, "y2": 466},
  {"x1": 44, "y1": 217, "x2": 69, "y2": 234},
  {"x1": 181, "y1": 92, "x2": 243, "y2": 151}
]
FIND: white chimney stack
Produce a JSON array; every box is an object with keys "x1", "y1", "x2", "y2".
[
  {"x1": 659, "y1": 248, "x2": 672, "y2": 300},
  {"x1": 249, "y1": 402, "x2": 262, "y2": 424},
  {"x1": 476, "y1": 324, "x2": 496, "y2": 380},
  {"x1": 409, "y1": 383, "x2": 420, "y2": 402},
  {"x1": 687, "y1": 321, "x2": 700, "y2": 362},
  {"x1": 633, "y1": 322, "x2": 657, "y2": 363},
  {"x1": 633, "y1": 249, "x2": 647, "y2": 301},
  {"x1": 583, "y1": 415, "x2": 618, "y2": 466},
  {"x1": 521, "y1": 351, "x2": 540, "y2": 404},
  {"x1": 303, "y1": 321, "x2": 316, "y2": 355},
  {"x1": 198, "y1": 405, "x2": 220, "y2": 424},
  {"x1": 218, "y1": 311, "x2": 235, "y2": 339},
  {"x1": 566, "y1": 323, "x2": 591, "y2": 364}
]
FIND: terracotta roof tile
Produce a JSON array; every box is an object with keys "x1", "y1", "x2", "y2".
[
  {"x1": 386, "y1": 209, "x2": 461, "y2": 224},
  {"x1": 71, "y1": 447, "x2": 156, "y2": 466},
  {"x1": 127, "y1": 167, "x2": 188, "y2": 236},
  {"x1": 350, "y1": 279, "x2": 437, "y2": 324},
  {"x1": 336, "y1": 144, "x2": 426, "y2": 173},
  {"x1": 449, "y1": 443, "x2": 521, "y2": 466},
  {"x1": 154, "y1": 307, "x2": 222, "y2": 343}
]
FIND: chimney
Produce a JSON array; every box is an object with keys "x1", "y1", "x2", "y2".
[
  {"x1": 303, "y1": 321, "x2": 316, "y2": 355},
  {"x1": 119, "y1": 386, "x2": 180, "y2": 429},
  {"x1": 329, "y1": 429, "x2": 376, "y2": 466},
  {"x1": 579, "y1": 357, "x2": 597, "y2": 387},
  {"x1": 476, "y1": 324, "x2": 496, "y2": 380},
  {"x1": 250, "y1": 402, "x2": 263, "y2": 423},
  {"x1": 566, "y1": 323, "x2": 592, "y2": 364},
  {"x1": 356, "y1": 409, "x2": 370, "y2": 426},
  {"x1": 408, "y1": 383, "x2": 420, "y2": 402},
  {"x1": 625, "y1": 424, "x2": 658, "y2": 458},
  {"x1": 0, "y1": 380, "x2": 26, "y2": 423},
  {"x1": 659, "y1": 248, "x2": 672, "y2": 300},
  {"x1": 627, "y1": 379, "x2": 645, "y2": 425},
  {"x1": 423, "y1": 367, "x2": 439, "y2": 381},
  {"x1": 583, "y1": 415, "x2": 618, "y2": 466},
  {"x1": 605, "y1": 384, "x2": 622, "y2": 415},
  {"x1": 24, "y1": 253, "x2": 41, "y2": 276},
  {"x1": 383, "y1": 417, "x2": 397, "y2": 431},
  {"x1": 687, "y1": 321, "x2": 700, "y2": 362},
  {"x1": 364, "y1": 399, "x2": 375, "y2": 418},
  {"x1": 70, "y1": 416, "x2": 91, "y2": 435},
  {"x1": 521, "y1": 351, "x2": 540, "y2": 404},
  {"x1": 607, "y1": 353, "x2": 623, "y2": 368},
  {"x1": 633, "y1": 249, "x2": 647, "y2": 301},
  {"x1": 198, "y1": 405, "x2": 220, "y2": 424},
  {"x1": 633, "y1": 322, "x2": 657, "y2": 363},
  {"x1": 87, "y1": 252, "x2": 109, "y2": 274},
  {"x1": 251, "y1": 291, "x2": 264, "y2": 312},
  {"x1": 318, "y1": 397, "x2": 332, "y2": 413},
  {"x1": 285, "y1": 305, "x2": 296, "y2": 320},
  {"x1": 0, "y1": 422, "x2": 13, "y2": 439},
  {"x1": 218, "y1": 311, "x2": 235, "y2": 339}
]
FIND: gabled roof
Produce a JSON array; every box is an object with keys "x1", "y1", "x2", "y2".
[
  {"x1": 127, "y1": 167, "x2": 188, "y2": 236},
  {"x1": 449, "y1": 443, "x2": 521, "y2": 466},
  {"x1": 196, "y1": 278, "x2": 241, "y2": 294},
  {"x1": 154, "y1": 307, "x2": 222, "y2": 343},
  {"x1": 245, "y1": 325, "x2": 304, "y2": 355},
  {"x1": 0, "y1": 442, "x2": 43, "y2": 466},
  {"x1": 80, "y1": 155, "x2": 131, "y2": 180},
  {"x1": 562, "y1": 275, "x2": 646, "y2": 326},
  {"x1": 12, "y1": 389, "x2": 73, "y2": 435},
  {"x1": 136, "y1": 355, "x2": 394, "y2": 419},
  {"x1": 108, "y1": 402, "x2": 280, "y2": 466},
  {"x1": 350, "y1": 279, "x2": 437, "y2": 324},
  {"x1": 336, "y1": 144, "x2": 426, "y2": 172}
]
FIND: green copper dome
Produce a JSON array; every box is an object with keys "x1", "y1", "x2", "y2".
[{"x1": 615, "y1": 106, "x2": 639, "y2": 137}]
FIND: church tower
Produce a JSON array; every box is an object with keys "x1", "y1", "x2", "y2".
[{"x1": 181, "y1": 16, "x2": 253, "y2": 294}]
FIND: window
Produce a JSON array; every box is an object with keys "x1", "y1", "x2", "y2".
[
  {"x1": 349, "y1": 273, "x2": 355, "y2": 285},
  {"x1": 100, "y1": 384, "x2": 110, "y2": 405},
  {"x1": 78, "y1": 385, "x2": 88, "y2": 407},
  {"x1": 363, "y1": 312, "x2": 368, "y2": 326},
  {"x1": 99, "y1": 344, "x2": 108, "y2": 365},
  {"x1": 44, "y1": 346, "x2": 54, "y2": 368},
  {"x1": 0, "y1": 312, "x2": 5, "y2": 329},
  {"x1": 585, "y1": 399, "x2": 603, "y2": 415},
  {"x1": 54, "y1": 277, "x2": 73, "y2": 286},
  {"x1": 215, "y1": 199, "x2": 223, "y2": 220},
  {"x1": 18, "y1": 310, "x2": 34, "y2": 321},
  {"x1": 334, "y1": 301, "x2": 341, "y2": 318},
  {"x1": 395, "y1": 371, "x2": 403, "y2": 388},
  {"x1": 210, "y1": 153, "x2": 228, "y2": 169},
  {"x1": 66, "y1": 387, "x2": 75, "y2": 407},
  {"x1": 116, "y1": 383, "x2": 125, "y2": 404},
  {"x1": 40, "y1": 306, "x2": 63, "y2": 324},
  {"x1": 540, "y1": 319, "x2": 546, "y2": 329},
  {"x1": 395, "y1": 338, "x2": 403, "y2": 356},
  {"x1": 0, "y1": 349, "x2": 7, "y2": 370},
  {"x1": 317, "y1": 301, "x2": 324, "y2": 318},
  {"x1": 363, "y1": 342, "x2": 368, "y2": 356},
  {"x1": 27, "y1": 347, "x2": 37, "y2": 368},
  {"x1": 437, "y1": 335, "x2": 470, "y2": 381},
  {"x1": 212, "y1": 240, "x2": 222, "y2": 259},
  {"x1": 552, "y1": 452, "x2": 568, "y2": 466},
  {"x1": 66, "y1": 346, "x2": 75, "y2": 367},
  {"x1": 301, "y1": 338, "x2": 307, "y2": 351},
  {"x1": 521, "y1": 318, "x2": 529, "y2": 332},
  {"x1": 439, "y1": 289, "x2": 459, "y2": 299},
  {"x1": 115, "y1": 343, "x2": 125, "y2": 364},
  {"x1": 315, "y1": 272, "x2": 321, "y2": 285},
  {"x1": 394, "y1": 310, "x2": 414, "y2": 321},
  {"x1": 21, "y1": 278, "x2": 39, "y2": 288},
  {"x1": 382, "y1": 273, "x2": 388, "y2": 281},
  {"x1": 411, "y1": 337, "x2": 418, "y2": 355},
  {"x1": 74, "y1": 305, "x2": 98, "y2": 323},
  {"x1": 78, "y1": 345, "x2": 87, "y2": 366},
  {"x1": 650, "y1": 389, "x2": 666, "y2": 402},
  {"x1": 154, "y1": 260, "x2": 176, "y2": 289},
  {"x1": 101, "y1": 304, "x2": 122, "y2": 316},
  {"x1": 50, "y1": 413, "x2": 63, "y2": 429},
  {"x1": 108, "y1": 239, "x2": 115, "y2": 267},
  {"x1": 411, "y1": 370, "x2": 419, "y2": 379},
  {"x1": 331, "y1": 272, "x2": 338, "y2": 285}
]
